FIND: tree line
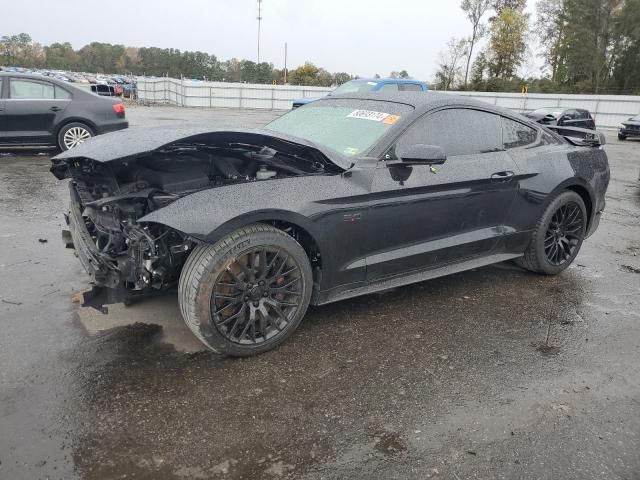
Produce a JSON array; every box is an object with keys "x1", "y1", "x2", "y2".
[
  {"x1": 435, "y1": 0, "x2": 640, "y2": 94},
  {"x1": 1, "y1": 34, "x2": 412, "y2": 87}
]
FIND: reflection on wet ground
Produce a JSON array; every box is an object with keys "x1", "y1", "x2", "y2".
[
  {"x1": 67, "y1": 265, "x2": 594, "y2": 479},
  {"x1": 1, "y1": 108, "x2": 639, "y2": 479}
]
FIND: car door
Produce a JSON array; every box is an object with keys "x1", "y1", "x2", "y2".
[
  {"x1": 364, "y1": 108, "x2": 521, "y2": 281},
  {"x1": 3, "y1": 77, "x2": 71, "y2": 145}
]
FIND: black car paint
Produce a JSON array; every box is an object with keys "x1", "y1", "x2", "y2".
[
  {"x1": 0, "y1": 73, "x2": 128, "y2": 148},
  {"x1": 53, "y1": 92, "x2": 609, "y2": 309}
]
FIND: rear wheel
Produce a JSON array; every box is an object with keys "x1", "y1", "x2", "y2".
[
  {"x1": 58, "y1": 122, "x2": 94, "y2": 151},
  {"x1": 178, "y1": 224, "x2": 313, "y2": 356},
  {"x1": 516, "y1": 191, "x2": 587, "y2": 275}
]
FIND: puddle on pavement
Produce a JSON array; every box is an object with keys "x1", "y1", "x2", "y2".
[
  {"x1": 77, "y1": 295, "x2": 205, "y2": 353},
  {"x1": 60, "y1": 264, "x2": 594, "y2": 479}
]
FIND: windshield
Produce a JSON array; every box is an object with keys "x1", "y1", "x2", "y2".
[
  {"x1": 629, "y1": 114, "x2": 640, "y2": 121},
  {"x1": 331, "y1": 80, "x2": 378, "y2": 95},
  {"x1": 266, "y1": 100, "x2": 413, "y2": 157}
]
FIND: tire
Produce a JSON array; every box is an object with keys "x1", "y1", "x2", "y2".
[
  {"x1": 618, "y1": 134, "x2": 627, "y2": 141},
  {"x1": 515, "y1": 191, "x2": 587, "y2": 275},
  {"x1": 178, "y1": 223, "x2": 313, "y2": 356},
  {"x1": 57, "y1": 122, "x2": 94, "y2": 151}
]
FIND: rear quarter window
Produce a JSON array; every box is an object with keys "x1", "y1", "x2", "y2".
[{"x1": 502, "y1": 117, "x2": 538, "y2": 149}]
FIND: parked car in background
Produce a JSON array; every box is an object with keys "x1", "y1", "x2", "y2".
[
  {"x1": 0, "y1": 72, "x2": 128, "y2": 151},
  {"x1": 90, "y1": 84, "x2": 117, "y2": 96},
  {"x1": 524, "y1": 108, "x2": 596, "y2": 130},
  {"x1": 291, "y1": 78, "x2": 428, "y2": 108},
  {"x1": 618, "y1": 114, "x2": 640, "y2": 140},
  {"x1": 53, "y1": 91, "x2": 609, "y2": 356}
]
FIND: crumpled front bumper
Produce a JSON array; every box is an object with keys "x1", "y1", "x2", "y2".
[{"x1": 64, "y1": 183, "x2": 126, "y2": 312}]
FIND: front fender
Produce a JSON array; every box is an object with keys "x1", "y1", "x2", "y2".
[
  {"x1": 196, "y1": 209, "x2": 321, "y2": 245},
  {"x1": 139, "y1": 174, "x2": 367, "y2": 245}
]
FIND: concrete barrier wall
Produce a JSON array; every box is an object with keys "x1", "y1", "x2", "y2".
[
  {"x1": 136, "y1": 77, "x2": 332, "y2": 111},
  {"x1": 136, "y1": 77, "x2": 640, "y2": 128}
]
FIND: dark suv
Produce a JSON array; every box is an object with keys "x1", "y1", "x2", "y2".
[
  {"x1": 524, "y1": 108, "x2": 596, "y2": 130},
  {"x1": 0, "y1": 73, "x2": 128, "y2": 151}
]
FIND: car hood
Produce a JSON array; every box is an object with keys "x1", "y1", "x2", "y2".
[
  {"x1": 622, "y1": 120, "x2": 640, "y2": 127},
  {"x1": 52, "y1": 125, "x2": 352, "y2": 171}
]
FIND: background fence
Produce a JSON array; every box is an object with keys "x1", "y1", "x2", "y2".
[{"x1": 135, "y1": 77, "x2": 640, "y2": 128}]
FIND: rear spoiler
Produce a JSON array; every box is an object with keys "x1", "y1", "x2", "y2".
[{"x1": 546, "y1": 125, "x2": 605, "y2": 147}]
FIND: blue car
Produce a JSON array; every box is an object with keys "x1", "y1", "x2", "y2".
[{"x1": 292, "y1": 78, "x2": 428, "y2": 108}]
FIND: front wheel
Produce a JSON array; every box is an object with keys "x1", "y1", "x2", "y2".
[
  {"x1": 58, "y1": 122, "x2": 94, "y2": 151},
  {"x1": 178, "y1": 224, "x2": 313, "y2": 356},
  {"x1": 618, "y1": 134, "x2": 627, "y2": 141},
  {"x1": 516, "y1": 191, "x2": 587, "y2": 275}
]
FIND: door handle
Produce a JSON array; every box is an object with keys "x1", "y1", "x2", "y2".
[
  {"x1": 491, "y1": 171, "x2": 515, "y2": 182},
  {"x1": 50, "y1": 106, "x2": 62, "y2": 112}
]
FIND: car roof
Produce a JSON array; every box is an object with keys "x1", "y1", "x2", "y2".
[
  {"x1": 319, "y1": 91, "x2": 527, "y2": 120},
  {"x1": 0, "y1": 71, "x2": 74, "y2": 88}
]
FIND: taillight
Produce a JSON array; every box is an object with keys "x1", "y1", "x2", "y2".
[{"x1": 112, "y1": 103, "x2": 125, "y2": 117}]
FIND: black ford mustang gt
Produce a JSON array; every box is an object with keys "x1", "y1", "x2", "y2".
[{"x1": 51, "y1": 92, "x2": 610, "y2": 356}]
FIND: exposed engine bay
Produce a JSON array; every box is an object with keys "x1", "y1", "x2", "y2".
[{"x1": 51, "y1": 138, "x2": 342, "y2": 310}]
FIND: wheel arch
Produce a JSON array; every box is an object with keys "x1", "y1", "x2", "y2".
[
  {"x1": 565, "y1": 184, "x2": 593, "y2": 227},
  {"x1": 545, "y1": 180, "x2": 595, "y2": 230},
  {"x1": 145, "y1": 209, "x2": 326, "y2": 289},
  {"x1": 203, "y1": 212, "x2": 325, "y2": 303},
  {"x1": 54, "y1": 117, "x2": 98, "y2": 139}
]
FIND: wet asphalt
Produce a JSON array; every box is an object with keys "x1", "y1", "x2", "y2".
[{"x1": 0, "y1": 105, "x2": 639, "y2": 480}]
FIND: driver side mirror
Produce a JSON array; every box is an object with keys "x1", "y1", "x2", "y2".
[{"x1": 397, "y1": 144, "x2": 447, "y2": 166}]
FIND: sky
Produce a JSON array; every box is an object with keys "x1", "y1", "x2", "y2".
[{"x1": 3, "y1": 0, "x2": 542, "y2": 81}]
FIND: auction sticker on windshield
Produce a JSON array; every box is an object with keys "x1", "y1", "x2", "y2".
[{"x1": 347, "y1": 109, "x2": 397, "y2": 122}]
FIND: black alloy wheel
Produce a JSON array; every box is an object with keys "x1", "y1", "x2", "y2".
[
  {"x1": 543, "y1": 202, "x2": 585, "y2": 266},
  {"x1": 516, "y1": 190, "x2": 588, "y2": 275},
  {"x1": 210, "y1": 247, "x2": 303, "y2": 345},
  {"x1": 179, "y1": 224, "x2": 313, "y2": 356}
]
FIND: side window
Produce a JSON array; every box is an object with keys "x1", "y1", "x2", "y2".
[
  {"x1": 396, "y1": 109, "x2": 503, "y2": 157},
  {"x1": 399, "y1": 83, "x2": 423, "y2": 92},
  {"x1": 564, "y1": 109, "x2": 578, "y2": 120},
  {"x1": 10, "y1": 79, "x2": 55, "y2": 99},
  {"x1": 55, "y1": 86, "x2": 72, "y2": 99},
  {"x1": 578, "y1": 110, "x2": 591, "y2": 120},
  {"x1": 377, "y1": 83, "x2": 398, "y2": 92},
  {"x1": 502, "y1": 117, "x2": 538, "y2": 149}
]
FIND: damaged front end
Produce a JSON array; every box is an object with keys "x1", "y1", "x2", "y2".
[
  {"x1": 62, "y1": 163, "x2": 194, "y2": 312},
  {"x1": 52, "y1": 128, "x2": 344, "y2": 312}
]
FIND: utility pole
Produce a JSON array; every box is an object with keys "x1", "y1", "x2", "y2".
[
  {"x1": 284, "y1": 42, "x2": 288, "y2": 84},
  {"x1": 257, "y1": 0, "x2": 263, "y2": 64}
]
